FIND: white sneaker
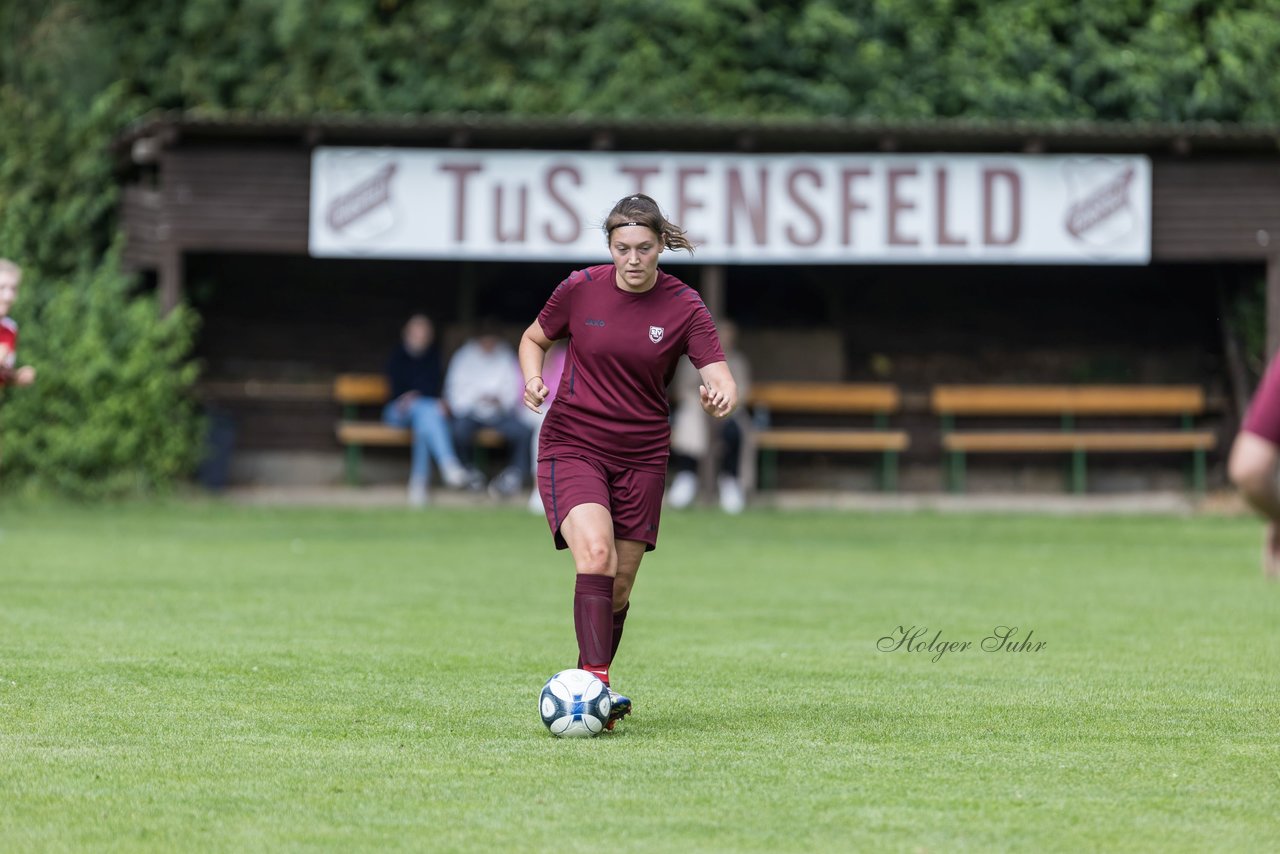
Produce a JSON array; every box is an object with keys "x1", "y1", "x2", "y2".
[
  {"x1": 718, "y1": 474, "x2": 745, "y2": 514},
  {"x1": 667, "y1": 470, "x2": 698, "y2": 509},
  {"x1": 441, "y1": 462, "x2": 469, "y2": 489},
  {"x1": 408, "y1": 477, "x2": 429, "y2": 508},
  {"x1": 527, "y1": 488, "x2": 544, "y2": 514}
]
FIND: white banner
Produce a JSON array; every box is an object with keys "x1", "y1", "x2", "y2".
[{"x1": 310, "y1": 148, "x2": 1151, "y2": 265}]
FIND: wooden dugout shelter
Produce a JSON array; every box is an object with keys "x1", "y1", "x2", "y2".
[
  {"x1": 115, "y1": 112, "x2": 1280, "y2": 326},
  {"x1": 111, "y1": 113, "x2": 1280, "y2": 487}
]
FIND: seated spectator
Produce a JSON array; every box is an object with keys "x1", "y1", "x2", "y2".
[
  {"x1": 667, "y1": 320, "x2": 752, "y2": 513},
  {"x1": 383, "y1": 314, "x2": 476, "y2": 507},
  {"x1": 444, "y1": 318, "x2": 533, "y2": 497}
]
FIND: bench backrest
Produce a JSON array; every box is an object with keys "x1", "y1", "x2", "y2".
[
  {"x1": 931, "y1": 385, "x2": 1206, "y2": 416},
  {"x1": 334, "y1": 373, "x2": 391, "y2": 406},
  {"x1": 749, "y1": 382, "x2": 901, "y2": 414}
]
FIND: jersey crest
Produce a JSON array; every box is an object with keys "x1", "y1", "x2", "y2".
[{"x1": 648, "y1": 325, "x2": 664, "y2": 344}]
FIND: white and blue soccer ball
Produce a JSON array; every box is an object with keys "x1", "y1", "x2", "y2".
[{"x1": 539, "y1": 669, "x2": 612, "y2": 738}]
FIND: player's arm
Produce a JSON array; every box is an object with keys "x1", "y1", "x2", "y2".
[
  {"x1": 697, "y1": 360, "x2": 738, "y2": 418},
  {"x1": 519, "y1": 320, "x2": 555, "y2": 413}
]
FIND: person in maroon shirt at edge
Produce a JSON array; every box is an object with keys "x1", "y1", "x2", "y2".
[
  {"x1": 518, "y1": 194, "x2": 739, "y2": 731},
  {"x1": 1229, "y1": 354, "x2": 1280, "y2": 579}
]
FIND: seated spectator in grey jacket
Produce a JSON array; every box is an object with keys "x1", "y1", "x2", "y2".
[{"x1": 444, "y1": 319, "x2": 533, "y2": 497}]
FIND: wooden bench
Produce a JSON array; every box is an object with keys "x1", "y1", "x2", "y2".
[
  {"x1": 334, "y1": 373, "x2": 505, "y2": 485},
  {"x1": 931, "y1": 385, "x2": 1217, "y2": 494},
  {"x1": 747, "y1": 382, "x2": 910, "y2": 492}
]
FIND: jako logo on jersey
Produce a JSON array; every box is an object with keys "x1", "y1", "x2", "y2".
[
  {"x1": 585, "y1": 318, "x2": 606, "y2": 327},
  {"x1": 648, "y1": 326, "x2": 664, "y2": 343}
]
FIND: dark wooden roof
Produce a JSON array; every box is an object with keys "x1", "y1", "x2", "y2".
[
  {"x1": 115, "y1": 111, "x2": 1280, "y2": 306},
  {"x1": 115, "y1": 111, "x2": 1280, "y2": 167}
]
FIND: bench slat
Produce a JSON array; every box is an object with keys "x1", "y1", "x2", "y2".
[
  {"x1": 334, "y1": 373, "x2": 391, "y2": 405},
  {"x1": 336, "y1": 422, "x2": 410, "y2": 446},
  {"x1": 200, "y1": 380, "x2": 332, "y2": 402},
  {"x1": 749, "y1": 382, "x2": 900, "y2": 413},
  {"x1": 943, "y1": 431, "x2": 1217, "y2": 452},
  {"x1": 755, "y1": 429, "x2": 909, "y2": 452},
  {"x1": 336, "y1": 421, "x2": 508, "y2": 448},
  {"x1": 932, "y1": 385, "x2": 1206, "y2": 415}
]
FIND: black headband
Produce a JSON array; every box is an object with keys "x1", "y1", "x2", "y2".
[{"x1": 608, "y1": 220, "x2": 646, "y2": 232}]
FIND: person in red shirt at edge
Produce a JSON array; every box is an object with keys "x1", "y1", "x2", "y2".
[
  {"x1": 1229, "y1": 354, "x2": 1280, "y2": 579},
  {"x1": 518, "y1": 194, "x2": 739, "y2": 731},
  {"x1": 0, "y1": 259, "x2": 37, "y2": 390}
]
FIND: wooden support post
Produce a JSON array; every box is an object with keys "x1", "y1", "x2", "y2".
[
  {"x1": 697, "y1": 265, "x2": 727, "y2": 502},
  {"x1": 458, "y1": 262, "x2": 478, "y2": 328},
  {"x1": 159, "y1": 249, "x2": 183, "y2": 315},
  {"x1": 1267, "y1": 253, "x2": 1280, "y2": 362}
]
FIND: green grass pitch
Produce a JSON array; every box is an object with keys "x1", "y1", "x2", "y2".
[{"x1": 1, "y1": 502, "x2": 1277, "y2": 852}]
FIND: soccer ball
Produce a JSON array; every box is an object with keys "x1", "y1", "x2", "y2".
[{"x1": 539, "y1": 669, "x2": 612, "y2": 738}]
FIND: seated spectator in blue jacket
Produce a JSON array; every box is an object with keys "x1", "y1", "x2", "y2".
[{"x1": 384, "y1": 314, "x2": 475, "y2": 506}]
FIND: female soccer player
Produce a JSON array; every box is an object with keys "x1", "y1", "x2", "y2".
[
  {"x1": 518, "y1": 194, "x2": 739, "y2": 730},
  {"x1": 1229, "y1": 354, "x2": 1280, "y2": 578}
]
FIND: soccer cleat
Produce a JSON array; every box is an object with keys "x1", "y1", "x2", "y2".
[
  {"x1": 604, "y1": 687, "x2": 632, "y2": 731},
  {"x1": 441, "y1": 462, "x2": 471, "y2": 490}
]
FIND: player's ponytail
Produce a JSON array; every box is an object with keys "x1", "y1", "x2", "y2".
[{"x1": 603, "y1": 194, "x2": 695, "y2": 254}]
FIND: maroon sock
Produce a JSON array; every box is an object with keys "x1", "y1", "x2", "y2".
[
  {"x1": 611, "y1": 602, "x2": 630, "y2": 661},
  {"x1": 573, "y1": 574, "x2": 614, "y2": 684}
]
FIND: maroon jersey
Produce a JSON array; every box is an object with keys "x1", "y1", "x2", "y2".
[
  {"x1": 537, "y1": 264, "x2": 726, "y2": 473},
  {"x1": 1244, "y1": 354, "x2": 1280, "y2": 444},
  {"x1": 0, "y1": 317, "x2": 16, "y2": 387}
]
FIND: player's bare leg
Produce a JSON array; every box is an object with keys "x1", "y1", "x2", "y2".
[
  {"x1": 560, "y1": 503, "x2": 619, "y2": 682},
  {"x1": 1228, "y1": 431, "x2": 1280, "y2": 579},
  {"x1": 1265, "y1": 523, "x2": 1280, "y2": 581},
  {"x1": 604, "y1": 539, "x2": 646, "y2": 729}
]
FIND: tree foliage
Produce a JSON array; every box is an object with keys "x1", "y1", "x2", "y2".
[
  {"x1": 0, "y1": 249, "x2": 203, "y2": 499},
  {"x1": 95, "y1": 0, "x2": 1280, "y2": 122},
  {"x1": 2, "y1": 0, "x2": 1279, "y2": 494},
  {"x1": 0, "y1": 4, "x2": 199, "y2": 497}
]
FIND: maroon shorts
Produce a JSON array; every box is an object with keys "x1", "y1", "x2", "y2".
[
  {"x1": 538, "y1": 453, "x2": 666, "y2": 552},
  {"x1": 1244, "y1": 354, "x2": 1280, "y2": 445}
]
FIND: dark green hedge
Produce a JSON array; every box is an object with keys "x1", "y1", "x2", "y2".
[
  {"x1": 104, "y1": 0, "x2": 1280, "y2": 122},
  {"x1": 3, "y1": 0, "x2": 1278, "y2": 494}
]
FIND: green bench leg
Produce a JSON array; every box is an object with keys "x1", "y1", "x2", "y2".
[
  {"x1": 1071, "y1": 450, "x2": 1087, "y2": 495},
  {"x1": 880, "y1": 450, "x2": 899, "y2": 493},
  {"x1": 345, "y1": 443, "x2": 363, "y2": 486},
  {"x1": 1191, "y1": 448, "x2": 1206, "y2": 496},
  {"x1": 760, "y1": 448, "x2": 778, "y2": 491},
  {"x1": 947, "y1": 451, "x2": 966, "y2": 493}
]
